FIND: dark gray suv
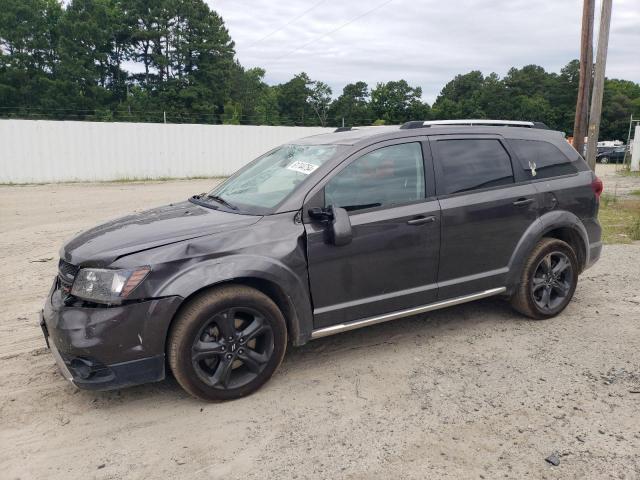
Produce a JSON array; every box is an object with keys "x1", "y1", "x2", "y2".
[{"x1": 40, "y1": 119, "x2": 603, "y2": 401}]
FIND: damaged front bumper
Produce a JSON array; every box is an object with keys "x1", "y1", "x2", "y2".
[{"x1": 40, "y1": 281, "x2": 182, "y2": 391}]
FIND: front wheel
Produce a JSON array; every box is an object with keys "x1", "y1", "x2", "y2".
[
  {"x1": 168, "y1": 285, "x2": 287, "y2": 401},
  {"x1": 510, "y1": 238, "x2": 579, "y2": 319},
  {"x1": 600, "y1": 156, "x2": 609, "y2": 164}
]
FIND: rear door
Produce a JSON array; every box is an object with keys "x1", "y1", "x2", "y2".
[
  {"x1": 430, "y1": 135, "x2": 539, "y2": 299},
  {"x1": 304, "y1": 139, "x2": 441, "y2": 328}
]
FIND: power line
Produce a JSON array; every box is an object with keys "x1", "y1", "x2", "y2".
[
  {"x1": 244, "y1": 0, "x2": 328, "y2": 48},
  {"x1": 271, "y1": 0, "x2": 394, "y2": 62}
]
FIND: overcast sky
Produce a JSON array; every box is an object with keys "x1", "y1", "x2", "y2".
[{"x1": 211, "y1": 0, "x2": 639, "y2": 103}]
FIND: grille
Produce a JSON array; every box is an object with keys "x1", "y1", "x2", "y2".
[{"x1": 58, "y1": 259, "x2": 78, "y2": 290}]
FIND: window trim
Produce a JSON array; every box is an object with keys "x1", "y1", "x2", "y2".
[
  {"x1": 302, "y1": 136, "x2": 435, "y2": 221},
  {"x1": 522, "y1": 169, "x2": 580, "y2": 185},
  {"x1": 429, "y1": 134, "x2": 520, "y2": 198}
]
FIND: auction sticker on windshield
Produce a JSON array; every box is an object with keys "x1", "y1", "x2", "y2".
[{"x1": 287, "y1": 161, "x2": 319, "y2": 175}]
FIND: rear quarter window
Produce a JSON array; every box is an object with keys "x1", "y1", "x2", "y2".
[{"x1": 509, "y1": 139, "x2": 578, "y2": 180}]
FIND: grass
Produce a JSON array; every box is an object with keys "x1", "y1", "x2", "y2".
[
  {"x1": 629, "y1": 215, "x2": 640, "y2": 241},
  {"x1": 600, "y1": 193, "x2": 618, "y2": 208},
  {"x1": 599, "y1": 195, "x2": 640, "y2": 244},
  {"x1": 630, "y1": 189, "x2": 640, "y2": 197},
  {"x1": 617, "y1": 168, "x2": 640, "y2": 178}
]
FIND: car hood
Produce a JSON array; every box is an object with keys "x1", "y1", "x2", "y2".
[{"x1": 61, "y1": 201, "x2": 261, "y2": 266}]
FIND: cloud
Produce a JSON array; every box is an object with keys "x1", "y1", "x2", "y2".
[{"x1": 211, "y1": 0, "x2": 640, "y2": 103}]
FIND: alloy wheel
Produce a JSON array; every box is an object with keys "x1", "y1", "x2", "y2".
[
  {"x1": 531, "y1": 251, "x2": 574, "y2": 312},
  {"x1": 191, "y1": 307, "x2": 274, "y2": 390}
]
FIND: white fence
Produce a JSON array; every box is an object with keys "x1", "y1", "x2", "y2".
[
  {"x1": 632, "y1": 125, "x2": 640, "y2": 172},
  {"x1": 0, "y1": 120, "x2": 334, "y2": 183}
]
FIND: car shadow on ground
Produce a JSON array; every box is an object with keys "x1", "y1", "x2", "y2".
[
  {"x1": 295, "y1": 297, "x2": 517, "y2": 353},
  {"x1": 66, "y1": 297, "x2": 521, "y2": 406}
]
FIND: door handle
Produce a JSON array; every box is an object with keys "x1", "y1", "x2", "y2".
[
  {"x1": 407, "y1": 215, "x2": 436, "y2": 225},
  {"x1": 513, "y1": 198, "x2": 535, "y2": 207}
]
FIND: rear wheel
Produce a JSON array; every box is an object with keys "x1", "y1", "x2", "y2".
[
  {"x1": 600, "y1": 156, "x2": 609, "y2": 164},
  {"x1": 168, "y1": 285, "x2": 287, "y2": 401},
  {"x1": 510, "y1": 238, "x2": 578, "y2": 319}
]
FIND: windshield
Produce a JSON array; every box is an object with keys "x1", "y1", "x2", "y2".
[{"x1": 207, "y1": 144, "x2": 341, "y2": 212}]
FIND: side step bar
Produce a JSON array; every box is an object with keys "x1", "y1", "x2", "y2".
[{"x1": 310, "y1": 287, "x2": 506, "y2": 340}]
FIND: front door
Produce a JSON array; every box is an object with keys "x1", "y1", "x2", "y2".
[{"x1": 304, "y1": 140, "x2": 441, "y2": 329}]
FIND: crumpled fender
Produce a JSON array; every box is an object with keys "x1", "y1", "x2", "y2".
[{"x1": 154, "y1": 254, "x2": 314, "y2": 346}]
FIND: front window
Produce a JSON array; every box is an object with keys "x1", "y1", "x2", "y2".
[
  {"x1": 208, "y1": 144, "x2": 341, "y2": 212},
  {"x1": 325, "y1": 142, "x2": 425, "y2": 212}
]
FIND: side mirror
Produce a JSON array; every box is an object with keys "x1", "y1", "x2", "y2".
[
  {"x1": 308, "y1": 205, "x2": 352, "y2": 246},
  {"x1": 328, "y1": 206, "x2": 352, "y2": 246}
]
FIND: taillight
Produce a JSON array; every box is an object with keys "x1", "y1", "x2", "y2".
[{"x1": 591, "y1": 176, "x2": 603, "y2": 200}]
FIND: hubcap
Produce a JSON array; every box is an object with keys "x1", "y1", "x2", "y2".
[
  {"x1": 191, "y1": 307, "x2": 274, "y2": 390},
  {"x1": 531, "y1": 251, "x2": 573, "y2": 312}
]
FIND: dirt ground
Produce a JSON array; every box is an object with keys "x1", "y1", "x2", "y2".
[
  {"x1": 1, "y1": 167, "x2": 639, "y2": 480},
  {"x1": 597, "y1": 163, "x2": 640, "y2": 198}
]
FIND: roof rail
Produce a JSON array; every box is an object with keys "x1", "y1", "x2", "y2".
[
  {"x1": 334, "y1": 126, "x2": 395, "y2": 133},
  {"x1": 400, "y1": 119, "x2": 549, "y2": 129},
  {"x1": 531, "y1": 121, "x2": 550, "y2": 130},
  {"x1": 399, "y1": 121, "x2": 426, "y2": 130}
]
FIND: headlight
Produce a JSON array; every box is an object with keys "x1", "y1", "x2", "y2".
[{"x1": 71, "y1": 267, "x2": 150, "y2": 303}]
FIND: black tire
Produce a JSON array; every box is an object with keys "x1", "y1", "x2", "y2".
[
  {"x1": 168, "y1": 285, "x2": 287, "y2": 401},
  {"x1": 510, "y1": 238, "x2": 579, "y2": 320},
  {"x1": 600, "y1": 156, "x2": 609, "y2": 164}
]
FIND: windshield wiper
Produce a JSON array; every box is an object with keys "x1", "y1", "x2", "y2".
[
  {"x1": 206, "y1": 194, "x2": 238, "y2": 210},
  {"x1": 189, "y1": 194, "x2": 218, "y2": 210}
]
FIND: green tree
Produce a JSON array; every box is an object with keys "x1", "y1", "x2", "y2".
[
  {"x1": 548, "y1": 60, "x2": 580, "y2": 134},
  {"x1": 276, "y1": 72, "x2": 313, "y2": 125},
  {"x1": 601, "y1": 79, "x2": 640, "y2": 141},
  {"x1": 171, "y1": 0, "x2": 235, "y2": 116},
  {"x1": 371, "y1": 80, "x2": 430, "y2": 124},
  {"x1": 308, "y1": 80, "x2": 332, "y2": 126},
  {"x1": 329, "y1": 81, "x2": 371, "y2": 126},
  {"x1": 0, "y1": 0, "x2": 63, "y2": 114},
  {"x1": 510, "y1": 95, "x2": 554, "y2": 125},
  {"x1": 128, "y1": 0, "x2": 164, "y2": 85},
  {"x1": 432, "y1": 71, "x2": 485, "y2": 119},
  {"x1": 57, "y1": 0, "x2": 131, "y2": 113},
  {"x1": 229, "y1": 66, "x2": 280, "y2": 124},
  {"x1": 503, "y1": 64, "x2": 552, "y2": 98},
  {"x1": 254, "y1": 86, "x2": 281, "y2": 125},
  {"x1": 2, "y1": 2, "x2": 639, "y2": 137},
  {"x1": 477, "y1": 72, "x2": 511, "y2": 119},
  {"x1": 222, "y1": 100, "x2": 241, "y2": 124},
  {"x1": 126, "y1": 0, "x2": 235, "y2": 122},
  {"x1": 431, "y1": 61, "x2": 591, "y2": 135}
]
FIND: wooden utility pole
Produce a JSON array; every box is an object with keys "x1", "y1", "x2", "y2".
[
  {"x1": 585, "y1": 0, "x2": 613, "y2": 171},
  {"x1": 572, "y1": 0, "x2": 595, "y2": 158}
]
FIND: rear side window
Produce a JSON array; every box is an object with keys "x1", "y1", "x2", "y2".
[
  {"x1": 509, "y1": 139, "x2": 577, "y2": 179},
  {"x1": 435, "y1": 139, "x2": 514, "y2": 195}
]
